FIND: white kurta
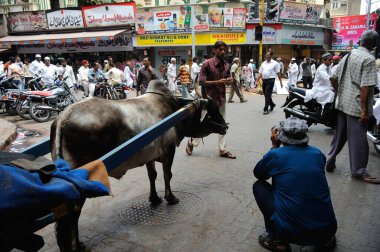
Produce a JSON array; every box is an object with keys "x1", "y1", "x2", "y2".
[
  {"x1": 287, "y1": 63, "x2": 298, "y2": 87},
  {"x1": 167, "y1": 63, "x2": 177, "y2": 92},
  {"x1": 304, "y1": 64, "x2": 335, "y2": 107},
  {"x1": 59, "y1": 65, "x2": 76, "y2": 88},
  {"x1": 123, "y1": 66, "x2": 135, "y2": 87},
  {"x1": 41, "y1": 64, "x2": 58, "y2": 86}
]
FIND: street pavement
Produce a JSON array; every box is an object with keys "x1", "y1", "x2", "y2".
[{"x1": 1, "y1": 89, "x2": 379, "y2": 252}]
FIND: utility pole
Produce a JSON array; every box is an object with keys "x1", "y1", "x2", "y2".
[
  {"x1": 367, "y1": 0, "x2": 372, "y2": 30},
  {"x1": 191, "y1": 0, "x2": 196, "y2": 58},
  {"x1": 259, "y1": 0, "x2": 265, "y2": 65}
]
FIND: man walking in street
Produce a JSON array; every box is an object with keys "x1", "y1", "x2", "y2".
[
  {"x1": 186, "y1": 41, "x2": 236, "y2": 159},
  {"x1": 301, "y1": 57, "x2": 313, "y2": 89},
  {"x1": 191, "y1": 56, "x2": 200, "y2": 91},
  {"x1": 40, "y1": 57, "x2": 58, "y2": 87},
  {"x1": 136, "y1": 57, "x2": 157, "y2": 96},
  {"x1": 287, "y1": 58, "x2": 298, "y2": 87},
  {"x1": 167, "y1": 58, "x2": 177, "y2": 94},
  {"x1": 228, "y1": 58, "x2": 247, "y2": 103},
  {"x1": 255, "y1": 52, "x2": 283, "y2": 115},
  {"x1": 326, "y1": 30, "x2": 380, "y2": 184},
  {"x1": 78, "y1": 60, "x2": 90, "y2": 97}
]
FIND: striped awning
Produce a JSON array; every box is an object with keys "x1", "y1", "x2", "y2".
[{"x1": 0, "y1": 29, "x2": 126, "y2": 46}]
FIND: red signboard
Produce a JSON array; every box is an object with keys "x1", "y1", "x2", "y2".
[{"x1": 333, "y1": 14, "x2": 377, "y2": 49}]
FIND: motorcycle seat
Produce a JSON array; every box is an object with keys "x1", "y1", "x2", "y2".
[
  {"x1": 291, "y1": 87, "x2": 307, "y2": 96},
  {"x1": 31, "y1": 91, "x2": 52, "y2": 97}
]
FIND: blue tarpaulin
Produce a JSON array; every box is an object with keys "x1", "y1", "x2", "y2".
[{"x1": 0, "y1": 159, "x2": 110, "y2": 220}]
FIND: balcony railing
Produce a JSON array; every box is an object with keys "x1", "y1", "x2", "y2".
[{"x1": 0, "y1": 0, "x2": 39, "y2": 6}]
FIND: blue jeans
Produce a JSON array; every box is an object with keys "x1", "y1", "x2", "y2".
[
  {"x1": 181, "y1": 84, "x2": 189, "y2": 98},
  {"x1": 13, "y1": 79, "x2": 24, "y2": 90}
]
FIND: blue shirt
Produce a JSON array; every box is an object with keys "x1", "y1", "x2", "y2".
[
  {"x1": 254, "y1": 145, "x2": 337, "y2": 245},
  {"x1": 88, "y1": 68, "x2": 105, "y2": 83}
]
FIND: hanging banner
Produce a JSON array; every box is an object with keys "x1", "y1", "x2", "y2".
[
  {"x1": 47, "y1": 9, "x2": 84, "y2": 30},
  {"x1": 277, "y1": 1, "x2": 324, "y2": 25},
  {"x1": 82, "y1": 2, "x2": 136, "y2": 28},
  {"x1": 332, "y1": 14, "x2": 377, "y2": 50},
  {"x1": 208, "y1": 7, "x2": 246, "y2": 30},
  {"x1": 278, "y1": 25, "x2": 323, "y2": 45},
  {"x1": 194, "y1": 14, "x2": 209, "y2": 31},
  {"x1": 7, "y1": 11, "x2": 48, "y2": 32}
]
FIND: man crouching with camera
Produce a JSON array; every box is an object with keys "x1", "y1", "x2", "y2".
[{"x1": 252, "y1": 117, "x2": 337, "y2": 251}]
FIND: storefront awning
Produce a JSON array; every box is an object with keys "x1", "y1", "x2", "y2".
[{"x1": 0, "y1": 29, "x2": 126, "y2": 46}]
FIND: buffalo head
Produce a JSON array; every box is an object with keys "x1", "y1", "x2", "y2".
[{"x1": 184, "y1": 98, "x2": 228, "y2": 138}]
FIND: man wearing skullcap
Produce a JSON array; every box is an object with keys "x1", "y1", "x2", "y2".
[{"x1": 78, "y1": 60, "x2": 90, "y2": 96}]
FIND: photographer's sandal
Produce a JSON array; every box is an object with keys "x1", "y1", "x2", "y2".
[
  {"x1": 219, "y1": 151, "x2": 236, "y2": 159},
  {"x1": 258, "y1": 233, "x2": 291, "y2": 252}
]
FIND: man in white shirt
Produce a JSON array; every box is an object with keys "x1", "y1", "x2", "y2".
[
  {"x1": 191, "y1": 56, "x2": 200, "y2": 88},
  {"x1": 40, "y1": 57, "x2": 58, "y2": 86},
  {"x1": 287, "y1": 58, "x2": 298, "y2": 87},
  {"x1": 106, "y1": 63, "x2": 125, "y2": 85},
  {"x1": 255, "y1": 52, "x2": 283, "y2": 115},
  {"x1": 167, "y1": 58, "x2": 177, "y2": 94},
  {"x1": 78, "y1": 60, "x2": 90, "y2": 97},
  {"x1": 304, "y1": 53, "x2": 334, "y2": 108},
  {"x1": 29, "y1": 54, "x2": 44, "y2": 77},
  {"x1": 59, "y1": 59, "x2": 76, "y2": 93}
]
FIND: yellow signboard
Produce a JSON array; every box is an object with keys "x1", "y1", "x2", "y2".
[
  {"x1": 136, "y1": 33, "x2": 246, "y2": 46},
  {"x1": 196, "y1": 33, "x2": 246, "y2": 45}
]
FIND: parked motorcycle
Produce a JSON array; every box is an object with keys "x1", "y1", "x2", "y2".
[
  {"x1": 281, "y1": 86, "x2": 336, "y2": 128},
  {"x1": 15, "y1": 77, "x2": 44, "y2": 120},
  {"x1": 0, "y1": 77, "x2": 18, "y2": 115},
  {"x1": 28, "y1": 80, "x2": 76, "y2": 122}
]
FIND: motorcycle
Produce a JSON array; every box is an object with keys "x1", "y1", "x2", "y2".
[
  {"x1": 281, "y1": 86, "x2": 337, "y2": 128},
  {"x1": 367, "y1": 95, "x2": 380, "y2": 154},
  {"x1": 28, "y1": 79, "x2": 77, "y2": 122},
  {"x1": 15, "y1": 77, "x2": 44, "y2": 120},
  {"x1": 0, "y1": 77, "x2": 18, "y2": 115},
  {"x1": 93, "y1": 78, "x2": 120, "y2": 100}
]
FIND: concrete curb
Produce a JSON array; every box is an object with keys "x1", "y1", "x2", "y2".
[{"x1": 0, "y1": 118, "x2": 17, "y2": 151}]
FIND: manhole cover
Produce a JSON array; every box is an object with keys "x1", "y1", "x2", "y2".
[{"x1": 120, "y1": 191, "x2": 205, "y2": 225}]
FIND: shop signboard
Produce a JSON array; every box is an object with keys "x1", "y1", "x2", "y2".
[
  {"x1": 46, "y1": 9, "x2": 84, "y2": 30},
  {"x1": 7, "y1": 11, "x2": 48, "y2": 32},
  {"x1": 277, "y1": 1, "x2": 324, "y2": 25},
  {"x1": 16, "y1": 34, "x2": 133, "y2": 53},
  {"x1": 208, "y1": 7, "x2": 246, "y2": 30},
  {"x1": 332, "y1": 14, "x2": 377, "y2": 50},
  {"x1": 82, "y1": 2, "x2": 136, "y2": 28},
  {"x1": 194, "y1": 14, "x2": 209, "y2": 31},
  {"x1": 279, "y1": 25, "x2": 323, "y2": 45},
  {"x1": 246, "y1": 26, "x2": 277, "y2": 44},
  {"x1": 136, "y1": 12, "x2": 155, "y2": 34},
  {"x1": 135, "y1": 33, "x2": 246, "y2": 46}
]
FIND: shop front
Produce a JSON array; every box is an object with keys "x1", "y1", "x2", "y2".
[{"x1": 134, "y1": 32, "x2": 247, "y2": 69}]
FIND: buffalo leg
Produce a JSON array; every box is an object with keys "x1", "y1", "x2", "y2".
[
  {"x1": 55, "y1": 200, "x2": 85, "y2": 252},
  {"x1": 146, "y1": 161, "x2": 163, "y2": 206},
  {"x1": 162, "y1": 147, "x2": 179, "y2": 205}
]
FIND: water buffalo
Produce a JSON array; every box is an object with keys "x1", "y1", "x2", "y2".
[{"x1": 50, "y1": 80, "x2": 227, "y2": 251}]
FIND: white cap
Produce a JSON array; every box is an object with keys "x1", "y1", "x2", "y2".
[
  {"x1": 104, "y1": 60, "x2": 108, "y2": 63},
  {"x1": 291, "y1": 58, "x2": 296, "y2": 61},
  {"x1": 44, "y1": 56, "x2": 50, "y2": 61},
  {"x1": 0, "y1": 61, "x2": 3, "y2": 64},
  {"x1": 36, "y1": 54, "x2": 41, "y2": 58},
  {"x1": 278, "y1": 58, "x2": 282, "y2": 60},
  {"x1": 171, "y1": 58, "x2": 176, "y2": 62},
  {"x1": 249, "y1": 59, "x2": 253, "y2": 63}
]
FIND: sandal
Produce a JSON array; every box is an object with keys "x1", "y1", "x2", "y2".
[
  {"x1": 258, "y1": 233, "x2": 291, "y2": 252},
  {"x1": 219, "y1": 151, "x2": 236, "y2": 159},
  {"x1": 186, "y1": 140, "x2": 193, "y2": 155},
  {"x1": 351, "y1": 174, "x2": 380, "y2": 184}
]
